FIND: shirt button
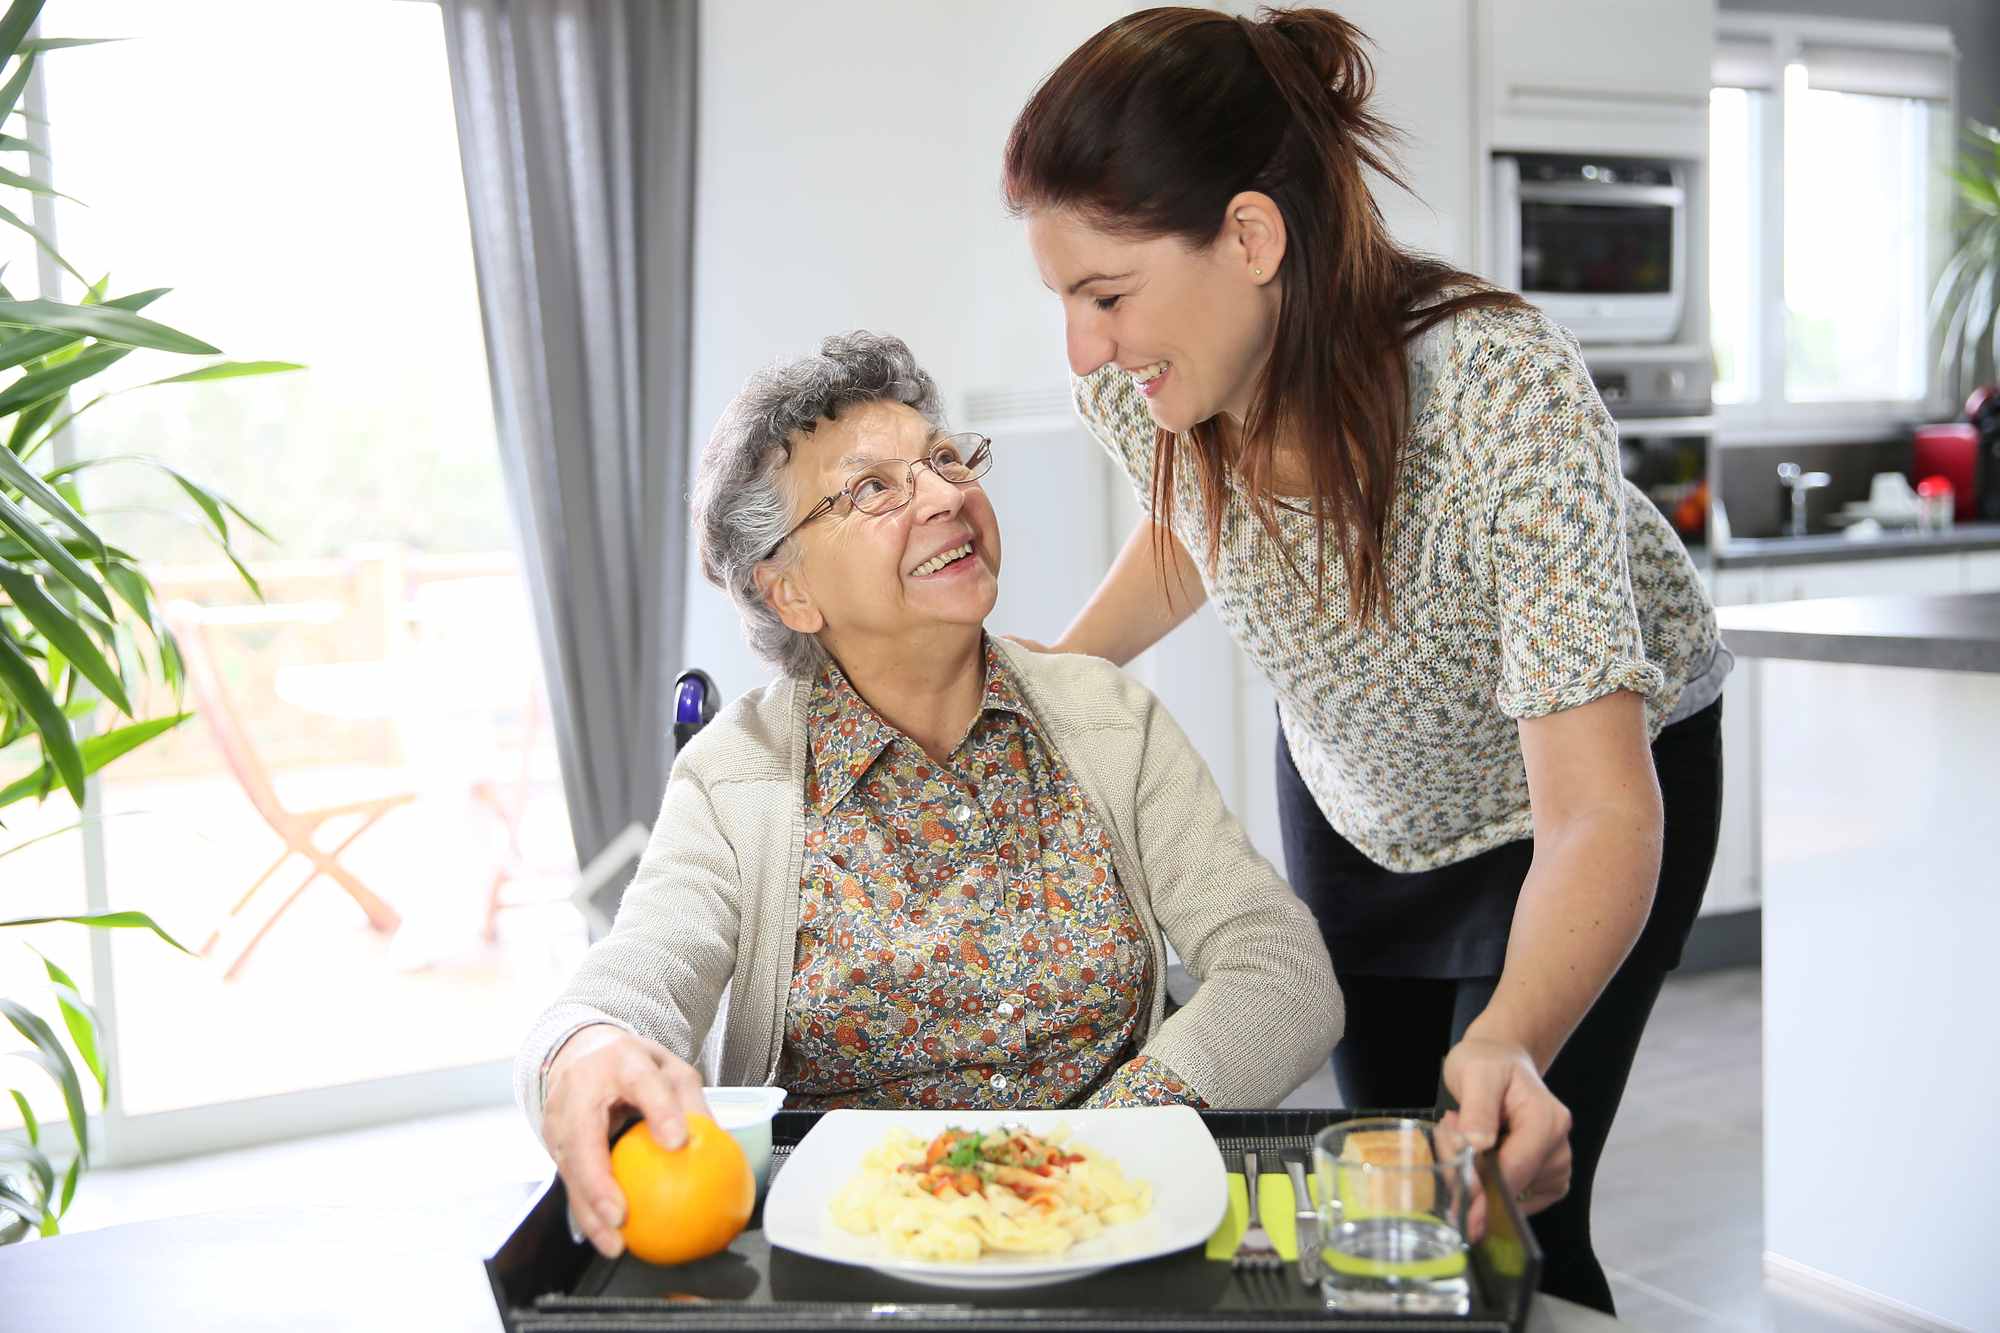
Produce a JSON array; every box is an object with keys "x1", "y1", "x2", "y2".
[
  {"x1": 996, "y1": 1002, "x2": 1015, "y2": 1019},
  {"x1": 990, "y1": 1073, "x2": 1008, "y2": 1091},
  {"x1": 954, "y1": 803, "x2": 973, "y2": 821}
]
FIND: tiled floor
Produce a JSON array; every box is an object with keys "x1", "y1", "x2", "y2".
[{"x1": 49, "y1": 968, "x2": 1896, "y2": 1330}]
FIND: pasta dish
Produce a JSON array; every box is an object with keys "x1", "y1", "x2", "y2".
[{"x1": 829, "y1": 1124, "x2": 1152, "y2": 1262}]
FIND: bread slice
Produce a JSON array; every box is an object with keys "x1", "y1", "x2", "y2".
[{"x1": 1337, "y1": 1128, "x2": 1436, "y2": 1213}]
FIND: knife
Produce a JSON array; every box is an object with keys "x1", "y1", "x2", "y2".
[{"x1": 1283, "y1": 1157, "x2": 1321, "y2": 1287}]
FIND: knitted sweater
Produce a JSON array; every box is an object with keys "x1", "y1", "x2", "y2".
[
  {"x1": 1073, "y1": 300, "x2": 1719, "y2": 873},
  {"x1": 514, "y1": 639, "x2": 1342, "y2": 1137}
]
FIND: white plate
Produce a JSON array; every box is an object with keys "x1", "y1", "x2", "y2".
[{"x1": 761, "y1": 1106, "x2": 1226, "y2": 1290}]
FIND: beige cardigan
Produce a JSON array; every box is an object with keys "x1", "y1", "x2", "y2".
[{"x1": 514, "y1": 641, "x2": 1342, "y2": 1136}]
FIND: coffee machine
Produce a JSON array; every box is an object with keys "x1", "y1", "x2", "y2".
[{"x1": 1968, "y1": 386, "x2": 2000, "y2": 521}]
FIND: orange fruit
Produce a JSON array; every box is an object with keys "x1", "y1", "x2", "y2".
[{"x1": 608, "y1": 1112, "x2": 755, "y2": 1265}]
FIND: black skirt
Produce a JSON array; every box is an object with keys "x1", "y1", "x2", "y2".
[{"x1": 1275, "y1": 698, "x2": 1724, "y2": 979}]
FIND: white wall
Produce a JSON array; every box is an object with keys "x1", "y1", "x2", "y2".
[{"x1": 682, "y1": 0, "x2": 1133, "y2": 702}]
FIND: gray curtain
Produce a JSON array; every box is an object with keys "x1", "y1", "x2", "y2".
[{"x1": 440, "y1": 0, "x2": 695, "y2": 919}]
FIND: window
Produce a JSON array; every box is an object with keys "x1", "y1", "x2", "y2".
[
  {"x1": 1711, "y1": 18, "x2": 1957, "y2": 435},
  {"x1": 3, "y1": 0, "x2": 581, "y2": 1153}
]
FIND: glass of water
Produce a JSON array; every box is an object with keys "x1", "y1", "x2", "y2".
[{"x1": 1312, "y1": 1116, "x2": 1478, "y2": 1314}]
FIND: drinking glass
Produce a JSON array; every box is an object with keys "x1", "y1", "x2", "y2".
[{"x1": 1312, "y1": 1116, "x2": 1479, "y2": 1314}]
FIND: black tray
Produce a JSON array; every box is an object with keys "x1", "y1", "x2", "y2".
[{"x1": 485, "y1": 1108, "x2": 1541, "y2": 1332}]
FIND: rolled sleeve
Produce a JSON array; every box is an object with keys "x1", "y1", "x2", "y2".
[
  {"x1": 1482, "y1": 334, "x2": 1667, "y2": 721},
  {"x1": 1084, "y1": 1055, "x2": 1210, "y2": 1108}
]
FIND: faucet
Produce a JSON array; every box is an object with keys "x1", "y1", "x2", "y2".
[{"x1": 1777, "y1": 462, "x2": 1831, "y2": 538}]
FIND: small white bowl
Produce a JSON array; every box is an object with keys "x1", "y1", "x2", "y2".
[{"x1": 703, "y1": 1086, "x2": 787, "y2": 1190}]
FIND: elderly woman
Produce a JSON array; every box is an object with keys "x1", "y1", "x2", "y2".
[{"x1": 521, "y1": 331, "x2": 1339, "y2": 1260}]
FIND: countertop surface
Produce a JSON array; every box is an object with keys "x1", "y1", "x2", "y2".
[
  {"x1": 1716, "y1": 590, "x2": 2000, "y2": 673},
  {"x1": 1711, "y1": 521, "x2": 2000, "y2": 568}
]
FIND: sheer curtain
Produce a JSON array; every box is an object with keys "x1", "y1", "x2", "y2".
[{"x1": 439, "y1": 0, "x2": 696, "y2": 925}]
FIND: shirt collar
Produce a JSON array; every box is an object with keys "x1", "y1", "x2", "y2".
[{"x1": 805, "y1": 635, "x2": 1030, "y2": 813}]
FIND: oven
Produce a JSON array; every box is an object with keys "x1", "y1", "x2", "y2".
[
  {"x1": 1492, "y1": 152, "x2": 1689, "y2": 345},
  {"x1": 1592, "y1": 348, "x2": 1715, "y2": 549}
]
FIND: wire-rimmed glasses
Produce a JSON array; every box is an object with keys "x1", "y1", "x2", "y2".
[{"x1": 770, "y1": 432, "x2": 993, "y2": 555}]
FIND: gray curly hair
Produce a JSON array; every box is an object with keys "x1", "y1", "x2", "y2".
[{"x1": 692, "y1": 331, "x2": 947, "y2": 679}]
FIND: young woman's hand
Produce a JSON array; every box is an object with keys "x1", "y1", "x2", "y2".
[{"x1": 1440, "y1": 1035, "x2": 1574, "y2": 1215}]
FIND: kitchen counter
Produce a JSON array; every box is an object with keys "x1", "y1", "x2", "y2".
[
  {"x1": 1720, "y1": 593, "x2": 1998, "y2": 1328},
  {"x1": 1711, "y1": 521, "x2": 2000, "y2": 568},
  {"x1": 1714, "y1": 590, "x2": 2000, "y2": 673}
]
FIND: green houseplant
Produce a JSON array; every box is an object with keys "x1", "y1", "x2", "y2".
[
  {"x1": 0, "y1": 0, "x2": 294, "y2": 1242},
  {"x1": 1933, "y1": 119, "x2": 2000, "y2": 395}
]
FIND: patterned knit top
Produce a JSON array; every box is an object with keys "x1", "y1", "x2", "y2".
[{"x1": 1072, "y1": 299, "x2": 1719, "y2": 873}]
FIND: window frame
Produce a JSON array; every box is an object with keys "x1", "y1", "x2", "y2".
[{"x1": 1713, "y1": 12, "x2": 1959, "y2": 444}]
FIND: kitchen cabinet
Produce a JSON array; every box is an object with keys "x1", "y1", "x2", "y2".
[
  {"x1": 1961, "y1": 550, "x2": 2000, "y2": 592},
  {"x1": 1482, "y1": 0, "x2": 1714, "y2": 157},
  {"x1": 1703, "y1": 553, "x2": 1971, "y2": 920},
  {"x1": 1704, "y1": 567, "x2": 1762, "y2": 917},
  {"x1": 1761, "y1": 553, "x2": 1961, "y2": 603},
  {"x1": 1336, "y1": 0, "x2": 1478, "y2": 268}
]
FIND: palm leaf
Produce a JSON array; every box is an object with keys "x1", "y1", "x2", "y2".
[
  {"x1": 0, "y1": 287, "x2": 170, "y2": 371},
  {"x1": 0, "y1": 630, "x2": 83, "y2": 801},
  {"x1": 0, "y1": 814, "x2": 84, "y2": 859},
  {"x1": 0, "y1": 910, "x2": 189, "y2": 954},
  {"x1": 16, "y1": 37, "x2": 116, "y2": 54},
  {"x1": 0, "y1": 200, "x2": 83, "y2": 286},
  {"x1": 0, "y1": 0, "x2": 46, "y2": 63},
  {"x1": 0, "y1": 163, "x2": 76, "y2": 204},
  {"x1": 0, "y1": 438, "x2": 105, "y2": 558},
  {"x1": 0, "y1": 566, "x2": 130, "y2": 714},
  {"x1": 0, "y1": 997, "x2": 87, "y2": 1165},
  {"x1": 31, "y1": 949, "x2": 105, "y2": 1100},
  {"x1": 0, "y1": 491, "x2": 114, "y2": 615},
  {"x1": 142, "y1": 358, "x2": 302, "y2": 387},
  {"x1": 0, "y1": 44, "x2": 31, "y2": 128},
  {"x1": 0, "y1": 712, "x2": 189, "y2": 810},
  {"x1": 44, "y1": 453, "x2": 275, "y2": 543},
  {"x1": 0, "y1": 298, "x2": 219, "y2": 355},
  {"x1": 0, "y1": 1176, "x2": 48, "y2": 1232},
  {"x1": 0, "y1": 341, "x2": 131, "y2": 416}
]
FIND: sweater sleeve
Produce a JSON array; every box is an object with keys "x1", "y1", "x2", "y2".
[
  {"x1": 1477, "y1": 324, "x2": 1667, "y2": 720},
  {"x1": 1084, "y1": 1055, "x2": 1210, "y2": 1108},
  {"x1": 511, "y1": 766, "x2": 743, "y2": 1143},
  {"x1": 1123, "y1": 684, "x2": 1343, "y2": 1107}
]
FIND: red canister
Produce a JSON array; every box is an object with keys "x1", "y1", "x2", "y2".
[{"x1": 1912, "y1": 423, "x2": 1979, "y2": 520}]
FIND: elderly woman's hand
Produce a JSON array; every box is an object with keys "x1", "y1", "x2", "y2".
[
  {"x1": 542, "y1": 1025, "x2": 712, "y2": 1258},
  {"x1": 1439, "y1": 1035, "x2": 1574, "y2": 1216}
]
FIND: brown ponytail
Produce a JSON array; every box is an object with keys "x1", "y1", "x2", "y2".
[{"x1": 1004, "y1": 6, "x2": 1526, "y2": 625}]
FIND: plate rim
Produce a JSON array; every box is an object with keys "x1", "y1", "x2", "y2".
[{"x1": 761, "y1": 1104, "x2": 1227, "y2": 1282}]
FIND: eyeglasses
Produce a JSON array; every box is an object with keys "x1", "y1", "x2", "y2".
[{"x1": 770, "y1": 432, "x2": 994, "y2": 555}]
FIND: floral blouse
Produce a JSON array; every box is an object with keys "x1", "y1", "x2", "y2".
[{"x1": 775, "y1": 639, "x2": 1203, "y2": 1110}]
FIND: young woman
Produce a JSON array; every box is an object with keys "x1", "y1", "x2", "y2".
[{"x1": 1001, "y1": 7, "x2": 1727, "y2": 1314}]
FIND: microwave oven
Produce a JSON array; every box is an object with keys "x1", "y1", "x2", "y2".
[{"x1": 1491, "y1": 152, "x2": 1688, "y2": 344}]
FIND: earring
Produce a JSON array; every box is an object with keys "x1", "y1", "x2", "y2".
[{"x1": 1252, "y1": 266, "x2": 1264, "y2": 278}]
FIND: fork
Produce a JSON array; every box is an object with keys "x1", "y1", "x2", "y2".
[
  {"x1": 1232, "y1": 1150, "x2": 1283, "y2": 1273},
  {"x1": 1283, "y1": 1156, "x2": 1322, "y2": 1288}
]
